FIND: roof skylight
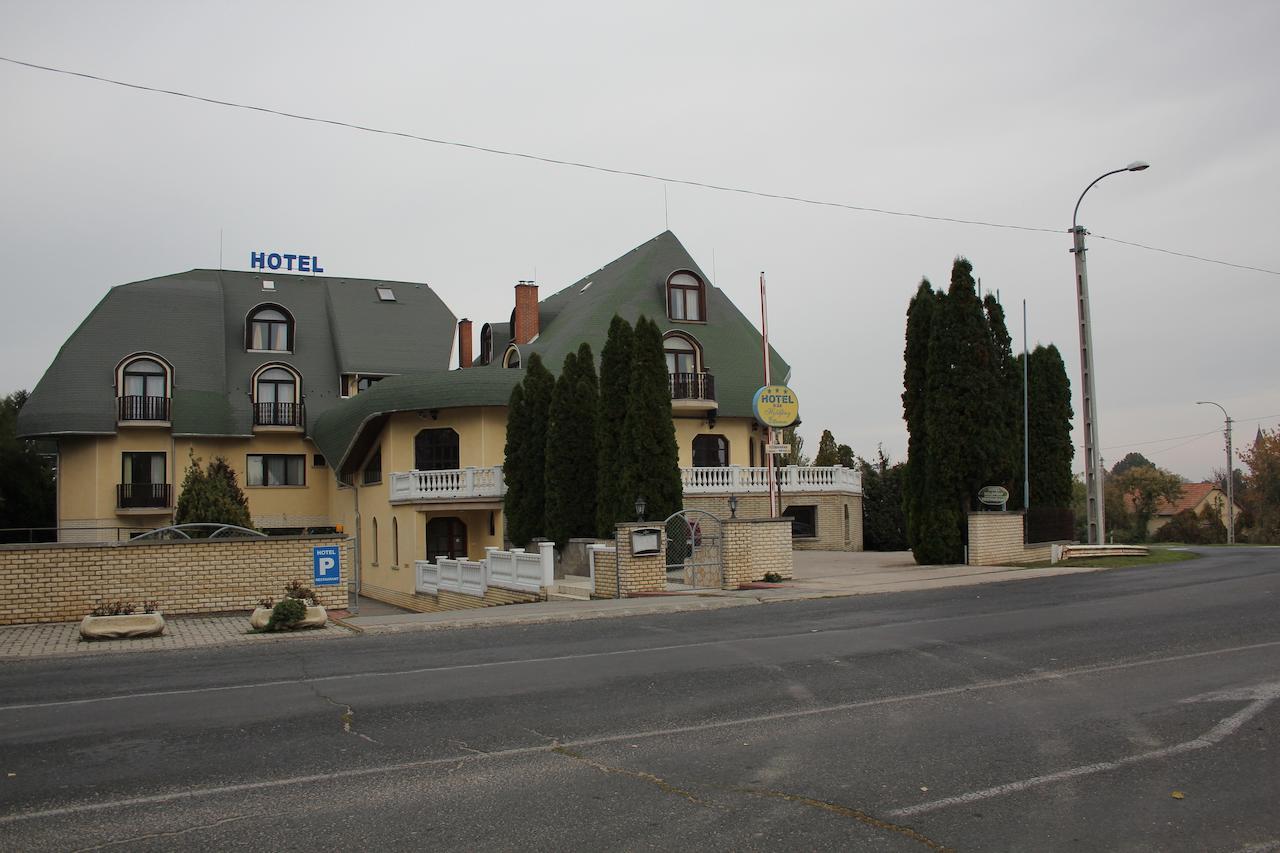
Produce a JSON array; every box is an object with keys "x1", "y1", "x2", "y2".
[{"x1": 376, "y1": 286, "x2": 396, "y2": 302}]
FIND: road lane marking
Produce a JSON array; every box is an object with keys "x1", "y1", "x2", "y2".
[
  {"x1": 888, "y1": 681, "x2": 1280, "y2": 818},
  {"x1": 3, "y1": 643, "x2": 1280, "y2": 825}
]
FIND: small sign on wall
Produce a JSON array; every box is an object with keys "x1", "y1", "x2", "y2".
[
  {"x1": 630, "y1": 527, "x2": 661, "y2": 557},
  {"x1": 313, "y1": 545, "x2": 341, "y2": 586}
]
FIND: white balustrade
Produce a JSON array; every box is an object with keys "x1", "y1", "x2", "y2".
[
  {"x1": 390, "y1": 466, "x2": 506, "y2": 503},
  {"x1": 415, "y1": 560, "x2": 439, "y2": 594},
  {"x1": 484, "y1": 542, "x2": 554, "y2": 593},
  {"x1": 436, "y1": 557, "x2": 487, "y2": 596},
  {"x1": 680, "y1": 465, "x2": 861, "y2": 495}
]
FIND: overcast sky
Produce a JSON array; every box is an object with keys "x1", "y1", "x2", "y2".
[{"x1": 3, "y1": 1, "x2": 1277, "y2": 481}]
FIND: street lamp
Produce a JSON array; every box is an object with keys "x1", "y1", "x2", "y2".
[
  {"x1": 1197, "y1": 401, "x2": 1235, "y2": 545},
  {"x1": 1071, "y1": 160, "x2": 1150, "y2": 544}
]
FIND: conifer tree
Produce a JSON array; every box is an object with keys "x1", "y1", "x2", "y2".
[
  {"x1": 619, "y1": 317, "x2": 683, "y2": 524},
  {"x1": 545, "y1": 344, "x2": 600, "y2": 550},
  {"x1": 175, "y1": 452, "x2": 252, "y2": 530},
  {"x1": 983, "y1": 293, "x2": 1020, "y2": 488},
  {"x1": 1013, "y1": 344, "x2": 1074, "y2": 509},
  {"x1": 595, "y1": 315, "x2": 634, "y2": 535},
  {"x1": 813, "y1": 429, "x2": 839, "y2": 467},
  {"x1": 504, "y1": 354, "x2": 555, "y2": 546},
  {"x1": 501, "y1": 383, "x2": 530, "y2": 544},
  {"x1": 901, "y1": 279, "x2": 938, "y2": 557}
]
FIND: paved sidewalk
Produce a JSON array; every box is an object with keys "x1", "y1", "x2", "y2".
[
  {"x1": 0, "y1": 552, "x2": 1125, "y2": 658},
  {"x1": 0, "y1": 613, "x2": 354, "y2": 660}
]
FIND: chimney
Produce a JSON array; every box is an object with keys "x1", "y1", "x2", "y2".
[
  {"x1": 457, "y1": 318, "x2": 473, "y2": 369},
  {"x1": 514, "y1": 280, "x2": 539, "y2": 345}
]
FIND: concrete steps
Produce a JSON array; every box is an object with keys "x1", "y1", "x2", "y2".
[{"x1": 547, "y1": 575, "x2": 593, "y2": 601}]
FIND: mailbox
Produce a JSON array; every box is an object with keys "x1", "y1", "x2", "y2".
[{"x1": 630, "y1": 527, "x2": 661, "y2": 557}]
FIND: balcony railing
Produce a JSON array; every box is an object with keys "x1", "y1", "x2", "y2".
[
  {"x1": 254, "y1": 401, "x2": 305, "y2": 427},
  {"x1": 389, "y1": 466, "x2": 505, "y2": 503},
  {"x1": 681, "y1": 465, "x2": 862, "y2": 495},
  {"x1": 118, "y1": 395, "x2": 170, "y2": 422},
  {"x1": 670, "y1": 371, "x2": 716, "y2": 403},
  {"x1": 117, "y1": 483, "x2": 172, "y2": 509}
]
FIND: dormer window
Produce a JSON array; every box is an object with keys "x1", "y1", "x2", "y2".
[
  {"x1": 663, "y1": 332, "x2": 700, "y2": 375},
  {"x1": 116, "y1": 354, "x2": 173, "y2": 422},
  {"x1": 480, "y1": 324, "x2": 493, "y2": 365},
  {"x1": 666, "y1": 271, "x2": 705, "y2": 322},
  {"x1": 502, "y1": 345, "x2": 521, "y2": 369},
  {"x1": 246, "y1": 305, "x2": 294, "y2": 352},
  {"x1": 252, "y1": 364, "x2": 304, "y2": 427}
]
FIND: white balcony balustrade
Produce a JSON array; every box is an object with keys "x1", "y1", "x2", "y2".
[
  {"x1": 680, "y1": 465, "x2": 862, "y2": 495},
  {"x1": 414, "y1": 542, "x2": 554, "y2": 598},
  {"x1": 390, "y1": 466, "x2": 505, "y2": 503}
]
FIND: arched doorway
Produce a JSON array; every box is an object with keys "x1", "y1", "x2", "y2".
[{"x1": 426, "y1": 516, "x2": 468, "y2": 562}]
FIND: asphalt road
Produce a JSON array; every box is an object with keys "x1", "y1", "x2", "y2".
[{"x1": 2, "y1": 547, "x2": 1278, "y2": 852}]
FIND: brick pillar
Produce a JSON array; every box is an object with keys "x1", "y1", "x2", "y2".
[
  {"x1": 457, "y1": 318, "x2": 473, "y2": 369},
  {"x1": 613, "y1": 522, "x2": 666, "y2": 595},
  {"x1": 514, "y1": 281, "x2": 539, "y2": 344}
]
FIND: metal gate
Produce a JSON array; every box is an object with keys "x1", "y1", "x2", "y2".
[{"x1": 663, "y1": 509, "x2": 723, "y2": 589}]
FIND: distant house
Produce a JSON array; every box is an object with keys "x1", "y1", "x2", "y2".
[{"x1": 1135, "y1": 482, "x2": 1242, "y2": 537}]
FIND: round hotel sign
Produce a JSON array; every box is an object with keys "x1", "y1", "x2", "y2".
[
  {"x1": 978, "y1": 485, "x2": 1010, "y2": 506},
  {"x1": 753, "y1": 384, "x2": 800, "y2": 428}
]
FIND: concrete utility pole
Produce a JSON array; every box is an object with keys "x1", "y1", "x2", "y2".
[
  {"x1": 1197, "y1": 400, "x2": 1235, "y2": 545},
  {"x1": 1070, "y1": 160, "x2": 1149, "y2": 544}
]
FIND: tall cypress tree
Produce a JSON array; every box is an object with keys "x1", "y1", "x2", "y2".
[
  {"x1": 983, "y1": 292, "x2": 1020, "y2": 489},
  {"x1": 501, "y1": 382, "x2": 530, "y2": 544},
  {"x1": 813, "y1": 430, "x2": 839, "y2": 466},
  {"x1": 517, "y1": 354, "x2": 555, "y2": 545},
  {"x1": 620, "y1": 316, "x2": 683, "y2": 524},
  {"x1": 902, "y1": 279, "x2": 938, "y2": 556},
  {"x1": 1016, "y1": 343, "x2": 1074, "y2": 508},
  {"x1": 545, "y1": 344, "x2": 600, "y2": 549},
  {"x1": 596, "y1": 315, "x2": 634, "y2": 535}
]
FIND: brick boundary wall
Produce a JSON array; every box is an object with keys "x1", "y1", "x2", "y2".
[
  {"x1": 0, "y1": 535, "x2": 350, "y2": 625},
  {"x1": 967, "y1": 512, "x2": 1057, "y2": 566},
  {"x1": 613, "y1": 522, "x2": 667, "y2": 595},
  {"x1": 590, "y1": 549, "x2": 619, "y2": 599},
  {"x1": 722, "y1": 518, "x2": 794, "y2": 587}
]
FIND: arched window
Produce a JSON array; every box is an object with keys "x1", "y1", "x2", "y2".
[
  {"x1": 253, "y1": 365, "x2": 303, "y2": 426},
  {"x1": 246, "y1": 305, "x2": 294, "y2": 352},
  {"x1": 116, "y1": 354, "x2": 172, "y2": 421},
  {"x1": 693, "y1": 434, "x2": 729, "y2": 467},
  {"x1": 426, "y1": 517, "x2": 468, "y2": 562},
  {"x1": 480, "y1": 324, "x2": 493, "y2": 365},
  {"x1": 663, "y1": 332, "x2": 700, "y2": 375},
  {"x1": 503, "y1": 345, "x2": 521, "y2": 369},
  {"x1": 415, "y1": 428, "x2": 460, "y2": 471},
  {"x1": 371, "y1": 517, "x2": 379, "y2": 565},
  {"x1": 666, "y1": 271, "x2": 705, "y2": 322},
  {"x1": 392, "y1": 517, "x2": 400, "y2": 566}
]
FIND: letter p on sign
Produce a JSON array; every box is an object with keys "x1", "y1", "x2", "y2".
[{"x1": 313, "y1": 545, "x2": 341, "y2": 586}]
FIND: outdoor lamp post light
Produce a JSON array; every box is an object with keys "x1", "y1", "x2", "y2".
[
  {"x1": 1197, "y1": 400, "x2": 1235, "y2": 545},
  {"x1": 635, "y1": 496, "x2": 646, "y2": 522},
  {"x1": 728, "y1": 494, "x2": 739, "y2": 518},
  {"x1": 1071, "y1": 160, "x2": 1150, "y2": 545}
]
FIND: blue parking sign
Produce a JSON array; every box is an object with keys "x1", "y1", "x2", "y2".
[{"x1": 313, "y1": 545, "x2": 341, "y2": 587}]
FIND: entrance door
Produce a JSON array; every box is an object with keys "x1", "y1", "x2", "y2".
[{"x1": 425, "y1": 516, "x2": 468, "y2": 562}]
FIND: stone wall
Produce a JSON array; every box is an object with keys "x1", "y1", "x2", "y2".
[
  {"x1": 967, "y1": 513, "x2": 1054, "y2": 566},
  {"x1": 722, "y1": 518, "x2": 794, "y2": 587},
  {"x1": 589, "y1": 547, "x2": 618, "y2": 599},
  {"x1": 682, "y1": 492, "x2": 863, "y2": 551},
  {"x1": 600, "y1": 523, "x2": 666, "y2": 597},
  {"x1": 0, "y1": 535, "x2": 350, "y2": 625}
]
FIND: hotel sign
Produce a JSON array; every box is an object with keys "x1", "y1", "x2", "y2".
[
  {"x1": 250, "y1": 251, "x2": 325, "y2": 273},
  {"x1": 753, "y1": 384, "x2": 799, "y2": 428}
]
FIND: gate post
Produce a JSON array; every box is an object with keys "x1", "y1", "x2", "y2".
[{"x1": 612, "y1": 522, "x2": 666, "y2": 596}]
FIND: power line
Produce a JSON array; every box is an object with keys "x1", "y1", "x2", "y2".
[
  {"x1": 4, "y1": 54, "x2": 1278, "y2": 278},
  {"x1": 1091, "y1": 234, "x2": 1280, "y2": 276}
]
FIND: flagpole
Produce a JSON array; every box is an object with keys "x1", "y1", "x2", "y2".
[{"x1": 761, "y1": 271, "x2": 778, "y2": 517}]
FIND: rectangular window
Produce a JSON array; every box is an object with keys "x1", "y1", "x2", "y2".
[
  {"x1": 247, "y1": 454, "x2": 306, "y2": 487},
  {"x1": 363, "y1": 448, "x2": 382, "y2": 486},
  {"x1": 783, "y1": 505, "x2": 817, "y2": 538},
  {"x1": 122, "y1": 452, "x2": 165, "y2": 484}
]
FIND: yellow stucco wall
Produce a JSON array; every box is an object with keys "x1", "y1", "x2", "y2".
[{"x1": 672, "y1": 417, "x2": 757, "y2": 467}]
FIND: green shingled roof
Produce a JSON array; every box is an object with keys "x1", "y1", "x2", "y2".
[
  {"x1": 18, "y1": 269, "x2": 456, "y2": 440},
  {"x1": 313, "y1": 231, "x2": 791, "y2": 471}
]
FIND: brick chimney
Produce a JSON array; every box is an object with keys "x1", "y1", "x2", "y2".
[
  {"x1": 457, "y1": 318, "x2": 472, "y2": 369},
  {"x1": 514, "y1": 280, "x2": 539, "y2": 345}
]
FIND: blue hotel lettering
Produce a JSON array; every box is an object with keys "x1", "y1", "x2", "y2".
[{"x1": 250, "y1": 252, "x2": 324, "y2": 273}]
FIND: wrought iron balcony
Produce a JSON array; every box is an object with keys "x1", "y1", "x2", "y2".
[
  {"x1": 669, "y1": 371, "x2": 716, "y2": 403},
  {"x1": 254, "y1": 401, "x2": 306, "y2": 427},
  {"x1": 116, "y1": 483, "x2": 172, "y2": 509},
  {"x1": 118, "y1": 395, "x2": 170, "y2": 422}
]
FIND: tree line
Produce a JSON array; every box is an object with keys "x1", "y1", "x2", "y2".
[{"x1": 503, "y1": 315, "x2": 683, "y2": 549}]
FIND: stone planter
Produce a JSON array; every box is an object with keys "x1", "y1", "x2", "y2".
[
  {"x1": 249, "y1": 604, "x2": 327, "y2": 631},
  {"x1": 80, "y1": 612, "x2": 165, "y2": 640}
]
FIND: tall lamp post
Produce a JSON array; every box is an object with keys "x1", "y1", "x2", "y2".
[
  {"x1": 1196, "y1": 400, "x2": 1235, "y2": 545},
  {"x1": 1071, "y1": 160, "x2": 1149, "y2": 544}
]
